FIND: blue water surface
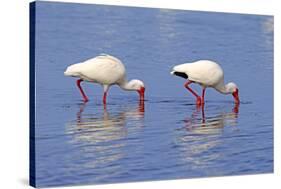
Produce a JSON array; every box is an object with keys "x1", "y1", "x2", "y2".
[{"x1": 34, "y1": 1, "x2": 273, "y2": 187}]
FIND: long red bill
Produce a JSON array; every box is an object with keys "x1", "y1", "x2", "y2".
[
  {"x1": 138, "y1": 87, "x2": 145, "y2": 101},
  {"x1": 232, "y1": 90, "x2": 240, "y2": 104}
]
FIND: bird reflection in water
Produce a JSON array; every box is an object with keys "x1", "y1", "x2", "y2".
[
  {"x1": 65, "y1": 101, "x2": 145, "y2": 173},
  {"x1": 176, "y1": 103, "x2": 240, "y2": 171},
  {"x1": 183, "y1": 103, "x2": 240, "y2": 134}
]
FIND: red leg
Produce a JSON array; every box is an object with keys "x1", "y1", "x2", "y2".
[
  {"x1": 184, "y1": 81, "x2": 201, "y2": 105},
  {"x1": 103, "y1": 92, "x2": 107, "y2": 105},
  {"x1": 201, "y1": 103, "x2": 205, "y2": 124},
  {"x1": 201, "y1": 88, "x2": 206, "y2": 104},
  {"x1": 103, "y1": 103, "x2": 107, "y2": 110},
  {"x1": 76, "y1": 79, "x2": 89, "y2": 102}
]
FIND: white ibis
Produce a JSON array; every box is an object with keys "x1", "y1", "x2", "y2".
[
  {"x1": 171, "y1": 60, "x2": 240, "y2": 105},
  {"x1": 64, "y1": 54, "x2": 145, "y2": 104}
]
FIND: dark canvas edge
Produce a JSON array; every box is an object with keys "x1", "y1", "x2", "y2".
[{"x1": 29, "y1": 1, "x2": 36, "y2": 187}]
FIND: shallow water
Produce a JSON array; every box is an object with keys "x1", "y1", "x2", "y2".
[{"x1": 34, "y1": 2, "x2": 273, "y2": 187}]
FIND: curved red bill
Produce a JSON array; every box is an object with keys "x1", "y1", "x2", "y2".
[
  {"x1": 137, "y1": 87, "x2": 145, "y2": 101},
  {"x1": 232, "y1": 89, "x2": 240, "y2": 104}
]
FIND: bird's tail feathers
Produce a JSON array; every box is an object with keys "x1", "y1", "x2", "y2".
[{"x1": 64, "y1": 63, "x2": 82, "y2": 77}]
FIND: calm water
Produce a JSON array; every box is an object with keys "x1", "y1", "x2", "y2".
[{"x1": 34, "y1": 1, "x2": 273, "y2": 187}]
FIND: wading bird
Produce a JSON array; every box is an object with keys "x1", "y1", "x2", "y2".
[
  {"x1": 171, "y1": 60, "x2": 239, "y2": 105},
  {"x1": 64, "y1": 54, "x2": 145, "y2": 104}
]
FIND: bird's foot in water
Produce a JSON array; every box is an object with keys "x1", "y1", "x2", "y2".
[
  {"x1": 83, "y1": 98, "x2": 89, "y2": 103},
  {"x1": 196, "y1": 97, "x2": 202, "y2": 105}
]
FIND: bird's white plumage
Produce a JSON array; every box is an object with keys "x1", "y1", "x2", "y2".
[
  {"x1": 64, "y1": 54, "x2": 126, "y2": 85},
  {"x1": 64, "y1": 54, "x2": 145, "y2": 103},
  {"x1": 171, "y1": 59, "x2": 240, "y2": 106},
  {"x1": 171, "y1": 60, "x2": 224, "y2": 88}
]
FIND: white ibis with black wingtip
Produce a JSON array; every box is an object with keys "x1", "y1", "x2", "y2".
[
  {"x1": 64, "y1": 54, "x2": 145, "y2": 104},
  {"x1": 171, "y1": 60, "x2": 240, "y2": 105}
]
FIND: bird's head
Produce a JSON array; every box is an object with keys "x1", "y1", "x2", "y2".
[
  {"x1": 129, "y1": 79, "x2": 145, "y2": 101},
  {"x1": 227, "y1": 82, "x2": 240, "y2": 104}
]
